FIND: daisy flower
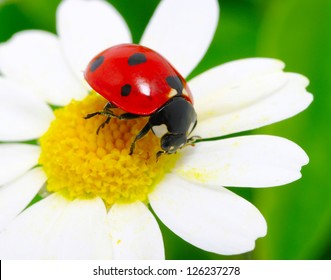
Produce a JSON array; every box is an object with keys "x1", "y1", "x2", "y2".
[{"x1": 0, "y1": 0, "x2": 312, "y2": 259}]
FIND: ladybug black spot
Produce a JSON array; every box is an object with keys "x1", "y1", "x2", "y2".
[
  {"x1": 90, "y1": 56, "x2": 104, "y2": 72},
  {"x1": 121, "y1": 84, "x2": 132, "y2": 96},
  {"x1": 128, "y1": 53, "x2": 147, "y2": 66},
  {"x1": 166, "y1": 76, "x2": 183, "y2": 96}
]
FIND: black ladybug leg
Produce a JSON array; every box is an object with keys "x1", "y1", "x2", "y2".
[
  {"x1": 104, "y1": 102, "x2": 117, "y2": 110},
  {"x1": 96, "y1": 116, "x2": 111, "y2": 135},
  {"x1": 84, "y1": 102, "x2": 117, "y2": 119},
  {"x1": 181, "y1": 135, "x2": 202, "y2": 148},
  {"x1": 186, "y1": 135, "x2": 201, "y2": 145},
  {"x1": 85, "y1": 102, "x2": 146, "y2": 135},
  {"x1": 156, "y1": 150, "x2": 165, "y2": 161},
  {"x1": 129, "y1": 122, "x2": 151, "y2": 155},
  {"x1": 85, "y1": 102, "x2": 119, "y2": 133},
  {"x1": 84, "y1": 111, "x2": 102, "y2": 119},
  {"x1": 115, "y1": 112, "x2": 143, "y2": 120}
]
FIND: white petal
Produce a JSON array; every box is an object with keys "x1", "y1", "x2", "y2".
[
  {"x1": 175, "y1": 135, "x2": 309, "y2": 188},
  {"x1": 0, "y1": 194, "x2": 70, "y2": 259},
  {"x1": 57, "y1": 0, "x2": 132, "y2": 82},
  {"x1": 41, "y1": 197, "x2": 112, "y2": 259},
  {"x1": 140, "y1": 0, "x2": 219, "y2": 77},
  {"x1": 0, "y1": 195, "x2": 113, "y2": 259},
  {"x1": 0, "y1": 78, "x2": 54, "y2": 141},
  {"x1": 0, "y1": 167, "x2": 46, "y2": 232},
  {"x1": 190, "y1": 60, "x2": 313, "y2": 138},
  {"x1": 149, "y1": 174, "x2": 266, "y2": 255},
  {"x1": 0, "y1": 30, "x2": 86, "y2": 105},
  {"x1": 108, "y1": 201, "x2": 164, "y2": 260},
  {"x1": 191, "y1": 58, "x2": 285, "y2": 115},
  {"x1": 0, "y1": 144, "x2": 40, "y2": 186}
]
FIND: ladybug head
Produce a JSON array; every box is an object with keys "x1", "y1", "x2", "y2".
[
  {"x1": 156, "y1": 133, "x2": 200, "y2": 159},
  {"x1": 160, "y1": 133, "x2": 187, "y2": 155},
  {"x1": 150, "y1": 97, "x2": 198, "y2": 159}
]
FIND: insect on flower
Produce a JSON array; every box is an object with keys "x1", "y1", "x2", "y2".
[{"x1": 84, "y1": 44, "x2": 201, "y2": 158}]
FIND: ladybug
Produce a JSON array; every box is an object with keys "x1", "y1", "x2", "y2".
[{"x1": 84, "y1": 44, "x2": 199, "y2": 158}]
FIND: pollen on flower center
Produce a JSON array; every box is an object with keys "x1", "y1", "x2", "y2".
[{"x1": 38, "y1": 94, "x2": 177, "y2": 206}]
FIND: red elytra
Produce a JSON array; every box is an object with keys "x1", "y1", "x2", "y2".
[{"x1": 84, "y1": 44, "x2": 193, "y2": 115}]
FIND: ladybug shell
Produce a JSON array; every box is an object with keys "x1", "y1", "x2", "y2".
[{"x1": 84, "y1": 44, "x2": 193, "y2": 115}]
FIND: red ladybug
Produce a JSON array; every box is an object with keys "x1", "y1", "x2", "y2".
[{"x1": 84, "y1": 44, "x2": 198, "y2": 157}]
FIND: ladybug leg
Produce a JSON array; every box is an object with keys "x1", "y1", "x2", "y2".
[
  {"x1": 129, "y1": 122, "x2": 151, "y2": 155},
  {"x1": 96, "y1": 116, "x2": 111, "y2": 134},
  {"x1": 85, "y1": 102, "x2": 120, "y2": 133},
  {"x1": 104, "y1": 102, "x2": 117, "y2": 109},
  {"x1": 185, "y1": 135, "x2": 202, "y2": 146},
  {"x1": 156, "y1": 150, "x2": 166, "y2": 161},
  {"x1": 84, "y1": 111, "x2": 102, "y2": 119},
  {"x1": 116, "y1": 112, "x2": 143, "y2": 120},
  {"x1": 84, "y1": 102, "x2": 118, "y2": 119},
  {"x1": 85, "y1": 102, "x2": 145, "y2": 135}
]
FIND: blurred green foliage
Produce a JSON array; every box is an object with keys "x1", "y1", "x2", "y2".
[{"x1": 0, "y1": 0, "x2": 329, "y2": 260}]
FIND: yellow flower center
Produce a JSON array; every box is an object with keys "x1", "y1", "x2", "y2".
[{"x1": 39, "y1": 94, "x2": 178, "y2": 206}]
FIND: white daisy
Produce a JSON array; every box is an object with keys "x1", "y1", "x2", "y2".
[{"x1": 0, "y1": 0, "x2": 312, "y2": 259}]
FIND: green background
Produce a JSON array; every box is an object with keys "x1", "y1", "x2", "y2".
[{"x1": 0, "y1": 0, "x2": 329, "y2": 260}]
